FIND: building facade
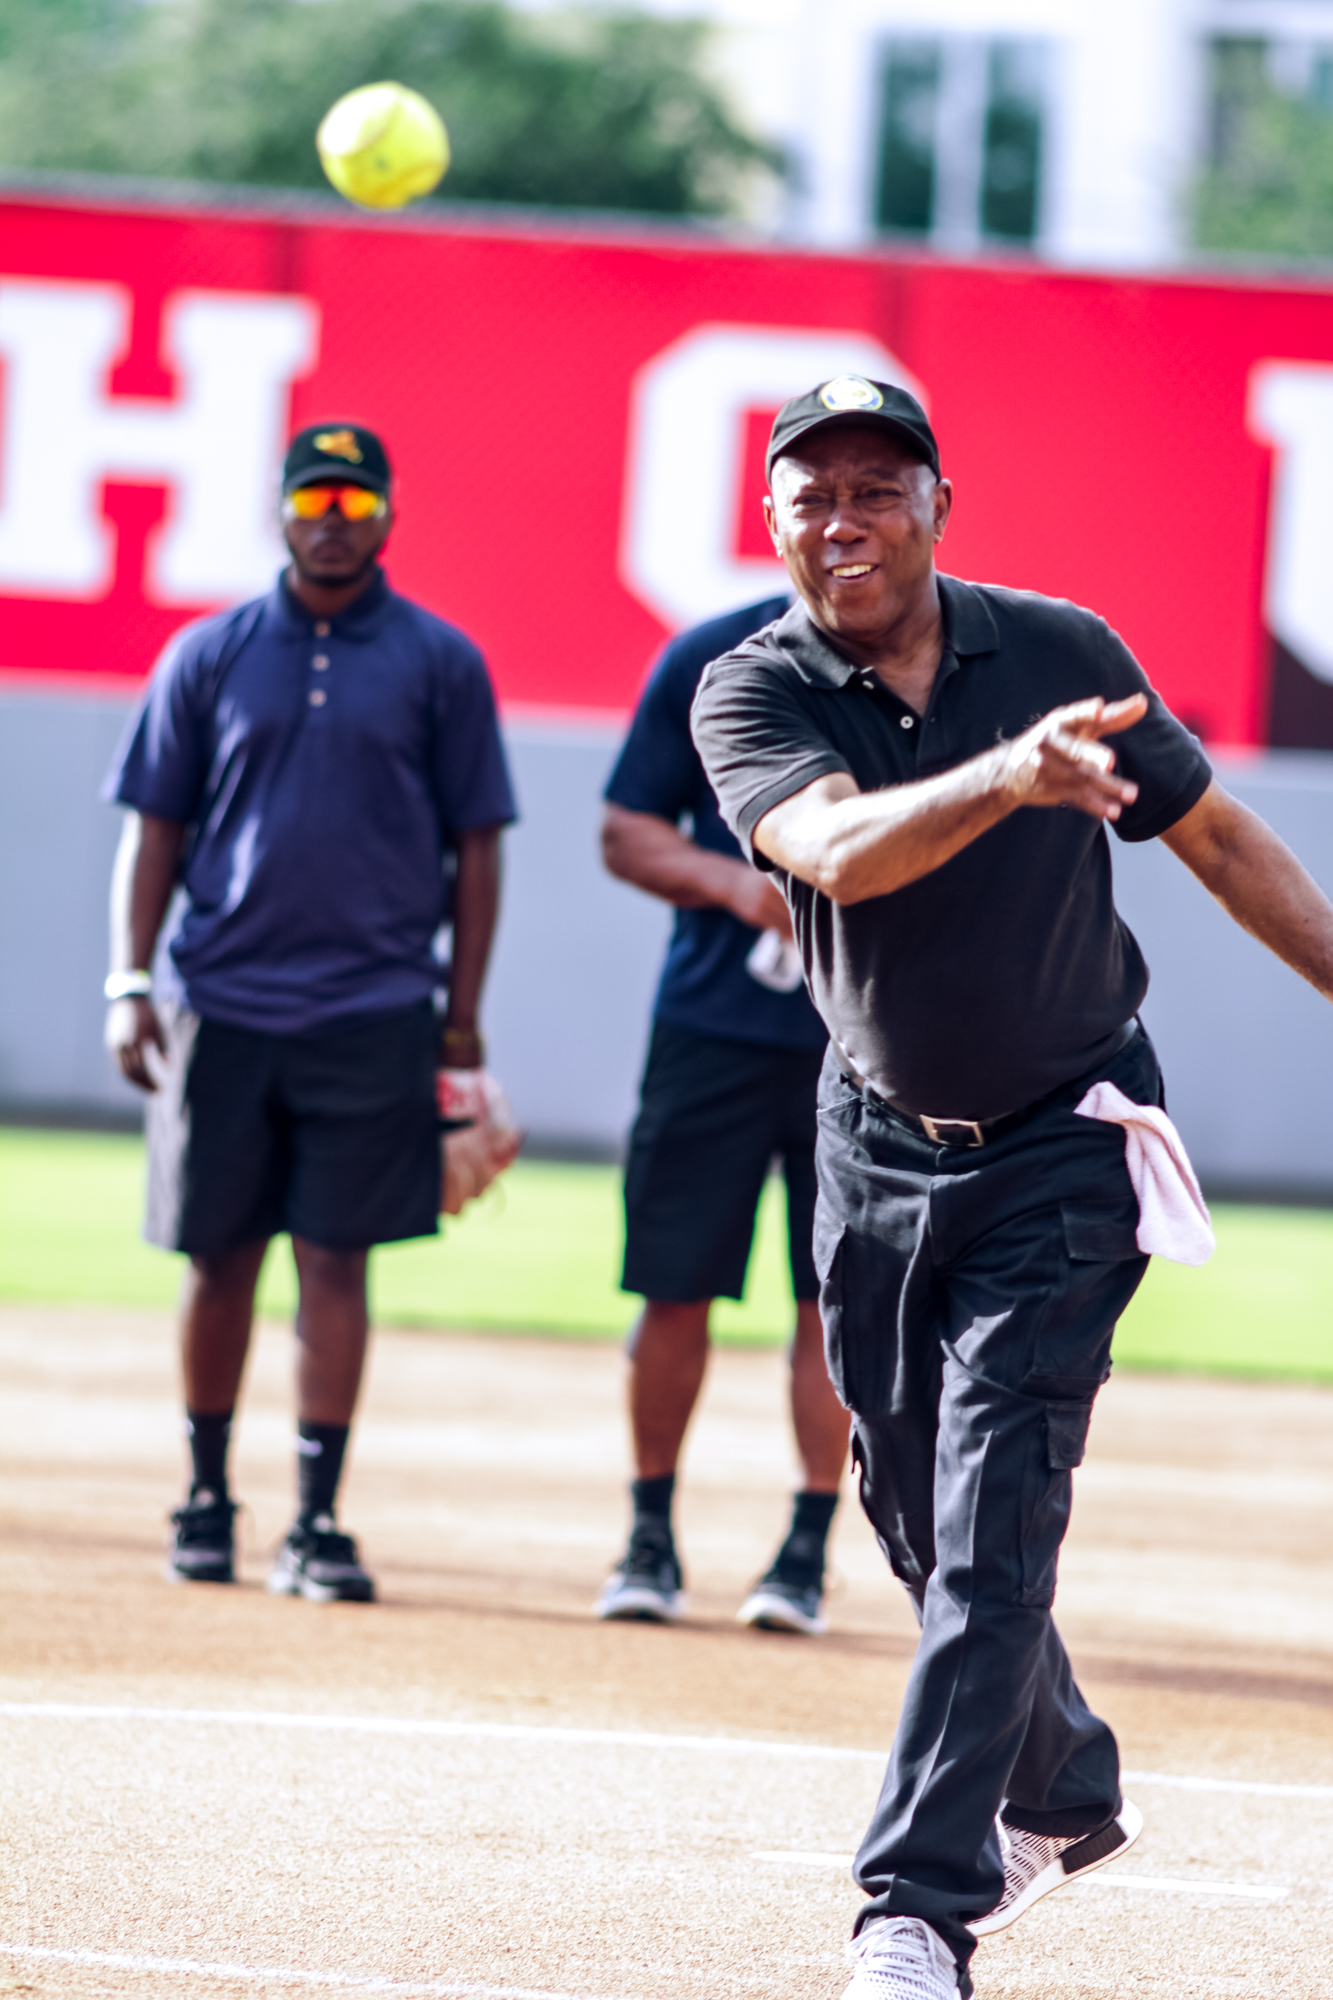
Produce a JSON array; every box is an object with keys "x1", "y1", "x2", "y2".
[{"x1": 561, "y1": 0, "x2": 1333, "y2": 266}]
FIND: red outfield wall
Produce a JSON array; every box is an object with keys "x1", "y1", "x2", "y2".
[{"x1": 2, "y1": 187, "x2": 1333, "y2": 746}]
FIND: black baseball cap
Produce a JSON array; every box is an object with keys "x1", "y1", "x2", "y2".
[
  {"x1": 282, "y1": 423, "x2": 392, "y2": 494},
  {"x1": 766, "y1": 377, "x2": 940, "y2": 482}
]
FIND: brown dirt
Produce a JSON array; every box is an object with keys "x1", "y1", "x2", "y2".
[{"x1": 2, "y1": 1303, "x2": 1332, "y2": 1999}]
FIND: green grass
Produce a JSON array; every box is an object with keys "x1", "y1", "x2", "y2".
[
  {"x1": 1, "y1": 1127, "x2": 1330, "y2": 1378},
  {"x1": 0, "y1": 1128, "x2": 792, "y2": 1346}
]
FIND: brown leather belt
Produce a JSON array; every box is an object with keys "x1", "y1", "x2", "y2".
[{"x1": 842, "y1": 1021, "x2": 1140, "y2": 1150}]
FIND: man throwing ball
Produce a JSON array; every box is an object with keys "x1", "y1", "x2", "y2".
[
  {"x1": 689, "y1": 377, "x2": 1333, "y2": 1997},
  {"x1": 103, "y1": 423, "x2": 515, "y2": 1603}
]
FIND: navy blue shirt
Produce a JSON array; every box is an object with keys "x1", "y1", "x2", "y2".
[
  {"x1": 104, "y1": 570, "x2": 517, "y2": 1035},
  {"x1": 605, "y1": 599, "x2": 826, "y2": 1051}
]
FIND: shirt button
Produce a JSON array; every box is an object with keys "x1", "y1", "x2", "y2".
[
  {"x1": 312, "y1": 653, "x2": 330, "y2": 670},
  {"x1": 314, "y1": 622, "x2": 331, "y2": 638},
  {"x1": 900, "y1": 714, "x2": 916, "y2": 729},
  {"x1": 308, "y1": 688, "x2": 327, "y2": 707}
]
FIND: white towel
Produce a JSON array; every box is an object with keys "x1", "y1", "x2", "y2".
[
  {"x1": 1074, "y1": 1080, "x2": 1216, "y2": 1266},
  {"x1": 745, "y1": 927, "x2": 805, "y2": 993}
]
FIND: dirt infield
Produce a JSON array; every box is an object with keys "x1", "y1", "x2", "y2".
[{"x1": 3, "y1": 1302, "x2": 1333, "y2": 1999}]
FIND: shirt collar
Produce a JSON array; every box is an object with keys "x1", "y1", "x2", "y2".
[
  {"x1": 939, "y1": 573, "x2": 999, "y2": 657},
  {"x1": 268, "y1": 566, "x2": 391, "y2": 641},
  {"x1": 774, "y1": 573, "x2": 999, "y2": 689}
]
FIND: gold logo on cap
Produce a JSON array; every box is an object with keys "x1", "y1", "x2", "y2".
[
  {"x1": 818, "y1": 377, "x2": 884, "y2": 413},
  {"x1": 313, "y1": 428, "x2": 364, "y2": 463}
]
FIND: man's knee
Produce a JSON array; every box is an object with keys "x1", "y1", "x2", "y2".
[
  {"x1": 188, "y1": 1242, "x2": 267, "y2": 1298},
  {"x1": 627, "y1": 1298, "x2": 711, "y2": 1360},
  {"x1": 934, "y1": 1396, "x2": 1089, "y2": 1610},
  {"x1": 789, "y1": 1297, "x2": 826, "y2": 1366},
  {"x1": 292, "y1": 1240, "x2": 368, "y2": 1299}
]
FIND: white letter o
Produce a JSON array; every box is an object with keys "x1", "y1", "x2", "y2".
[{"x1": 619, "y1": 322, "x2": 927, "y2": 632}]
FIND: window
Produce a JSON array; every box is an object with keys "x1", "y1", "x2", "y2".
[
  {"x1": 875, "y1": 41, "x2": 940, "y2": 235},
  {"x1": 875, "y1": 36, "x2": 1046, "y2": 248},
  {"x1": 982, "y1": 42, "x2": 1044, "y2": 242}
]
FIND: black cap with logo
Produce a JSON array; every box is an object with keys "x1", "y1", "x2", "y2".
[
  {"x1": 282, "y1": 423, "x2": 393, "y2": 494},
  {"x1": 766, "y1": 377, "x2": 940, "y2": 482}
]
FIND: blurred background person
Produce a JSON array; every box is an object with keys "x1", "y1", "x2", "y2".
[
  {"x1": 596, "y1": 596, "x2": 849, "y2": 1634},
  {"x1": 102, "y1": 423, "x2": 516, "y2": 1603}
]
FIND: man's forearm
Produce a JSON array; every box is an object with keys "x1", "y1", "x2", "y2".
[
  {"x1": 603, "y1": 806, "x2": 760, "y2": 911},
  {"x1": 753, "y1": 694, "x2": 1145, "y2": 903},
  {"x1": 445, "y1": 826, "x2": 503, "y2": 1042},
  {"x1": 1164, "y1": 786, "x2": 1333, "y2": 1002},
  {"x1": 601, "y1": 803, "x2": 791, "y2": 933},
  {"x1": 758, "y1": 752, "x2": 1013, "y2": 903},
  {"x1": 109, "y1": 812, "x2": 185, "y2": 972}
]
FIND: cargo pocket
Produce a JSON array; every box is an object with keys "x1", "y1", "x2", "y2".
[
  {"x1": 816, "y1": 1225, "x2": 858, "y2": 1413},
  {"x1": 1045, "y1": 1398, "x2": 1094, "y2": 1470},
  {"x1": 1061, "y1": 1203, "x2": 1141, "y2": 1264},
  {"x1": 1028, "y1": 1201, "x2": 1147, "y2": 1395},
  {"x1": 815, "y1": 1221, "x2": 903, "y2": 1418},
  {"x1": 1017, "y1": 1400, "x2": 1094, "y2": 1607}
]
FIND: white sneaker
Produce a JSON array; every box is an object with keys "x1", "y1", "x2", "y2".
[
  {"x1": 843, "y1": 1917, "x2": 959, "y2": 1999},
  {"x1": 968, "y1": 1797, "x2": 1143, "y2": 1937}
]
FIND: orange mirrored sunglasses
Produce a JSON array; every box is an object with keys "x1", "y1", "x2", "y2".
[{"x1": 283, "y1": 484, "x2": 387, "y2": 522}]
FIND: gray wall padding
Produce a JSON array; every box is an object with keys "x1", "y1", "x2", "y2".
[{"x1": 1, "y1": 689, "x2": 1330, "y2": 1194}]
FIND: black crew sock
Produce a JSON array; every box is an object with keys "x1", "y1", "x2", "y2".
[
  {"x1": 296, "y1": 1421, "x2": 350, "y2": 1524},
  {"x1": 775, "y1": 1489, "x2": 839, "y2": 1582},
  {"x1": 186, "y1": 1408, "x2": 234, "y2": 1501},
  {"x1": 631, "y1": 1472, "x2": 676, "y2": 1538}
]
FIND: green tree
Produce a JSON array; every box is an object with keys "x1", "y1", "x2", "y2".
[
  {"x1": 1195, "y1": 37, "x2": 1333, "y2": 261},
  {"x1": 0, "y1": 0, "x2": 781, "y2": 219}
]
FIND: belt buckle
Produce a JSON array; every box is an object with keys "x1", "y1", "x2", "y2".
[{"x1": 919, "y1": 1114, "x2": 986, "y2": 1149}]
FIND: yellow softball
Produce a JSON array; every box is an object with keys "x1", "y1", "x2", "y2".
[{"x1": 316, "y1": 82, "x2": 450, "y2": 211}]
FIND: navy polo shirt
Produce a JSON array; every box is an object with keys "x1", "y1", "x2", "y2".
[
  {"x1": 104, "y1": 569, "x2": 517, "y2": 1035},
  {"x1": 604, "y1": 598, "x2": 826, "y2": 1051}
]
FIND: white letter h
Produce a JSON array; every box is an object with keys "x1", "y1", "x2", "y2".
[{"x1": 0, "y1": 280, "x2": 319, "y2": 604}]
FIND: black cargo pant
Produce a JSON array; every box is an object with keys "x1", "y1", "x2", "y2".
[{"x1": 814, "y1": 1026, "x2": 1160, "y2": 1993}]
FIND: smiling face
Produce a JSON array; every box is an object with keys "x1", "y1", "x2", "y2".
[
  {"x1": 281, "y1": 485, "x2": 394, "y2": 594},
  {"x1": 763, "y1": 425, "x2": 952, "y2": 659}
]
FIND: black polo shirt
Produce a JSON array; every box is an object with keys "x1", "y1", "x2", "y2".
[{"x1": 689, "y1": 575, "x2": 1211, "y2": 1121}]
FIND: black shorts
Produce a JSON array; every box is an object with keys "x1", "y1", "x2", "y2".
[
  {"x1": 622, "y1": 1018, "x2": 825, "y2": 1304},
  {"x1": 144, "y1": 1001, "x2": 440, "y2": 1258}
]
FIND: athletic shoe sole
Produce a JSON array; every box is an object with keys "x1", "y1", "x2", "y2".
[
  {"x1": 163, "y1": 1560, "x2": 234, "y2": 1585},
  {"x1": 266, "y1": 1567, "x2": 375, "y2": 1604},
  {"x1": 595, "y1": 1584, "x2": 687, "y2": 1623},
  {"x1": 969, "y1": 1799, "x2": 1144, "y2": 1937},
  {"x1": 736, "y1": 1586, "x2": 826, "y2": 1635}
]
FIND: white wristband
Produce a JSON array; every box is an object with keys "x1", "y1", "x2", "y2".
[{"x1": 104, "y1": 970, "x2": 153, "y2": 1001}]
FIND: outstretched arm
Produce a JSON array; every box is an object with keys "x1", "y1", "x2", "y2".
[
  {"x1": 1161, "y1": 780, "x2": 1333, "y2": 1001},
  {"x1": 754, "y1": 694, "x2": 1147, "y2": 905},
  {"x1": 601, "y1": 803, "x2": 792, "y2": 936}
]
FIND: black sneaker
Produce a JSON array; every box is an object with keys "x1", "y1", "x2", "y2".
[
  {"x1": 164, "y1": 1489, "x2": 237, "y2": 1585},
  {"x1": 595, "y1": 1519, "x2": 686, "y2": 1622},
  {"x1": 737, "y1": 1526, "x2": 827, "y2": 1635},
  {"x1": 267, "y1": 1513, "x2": 376, "y2": 1603}
]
